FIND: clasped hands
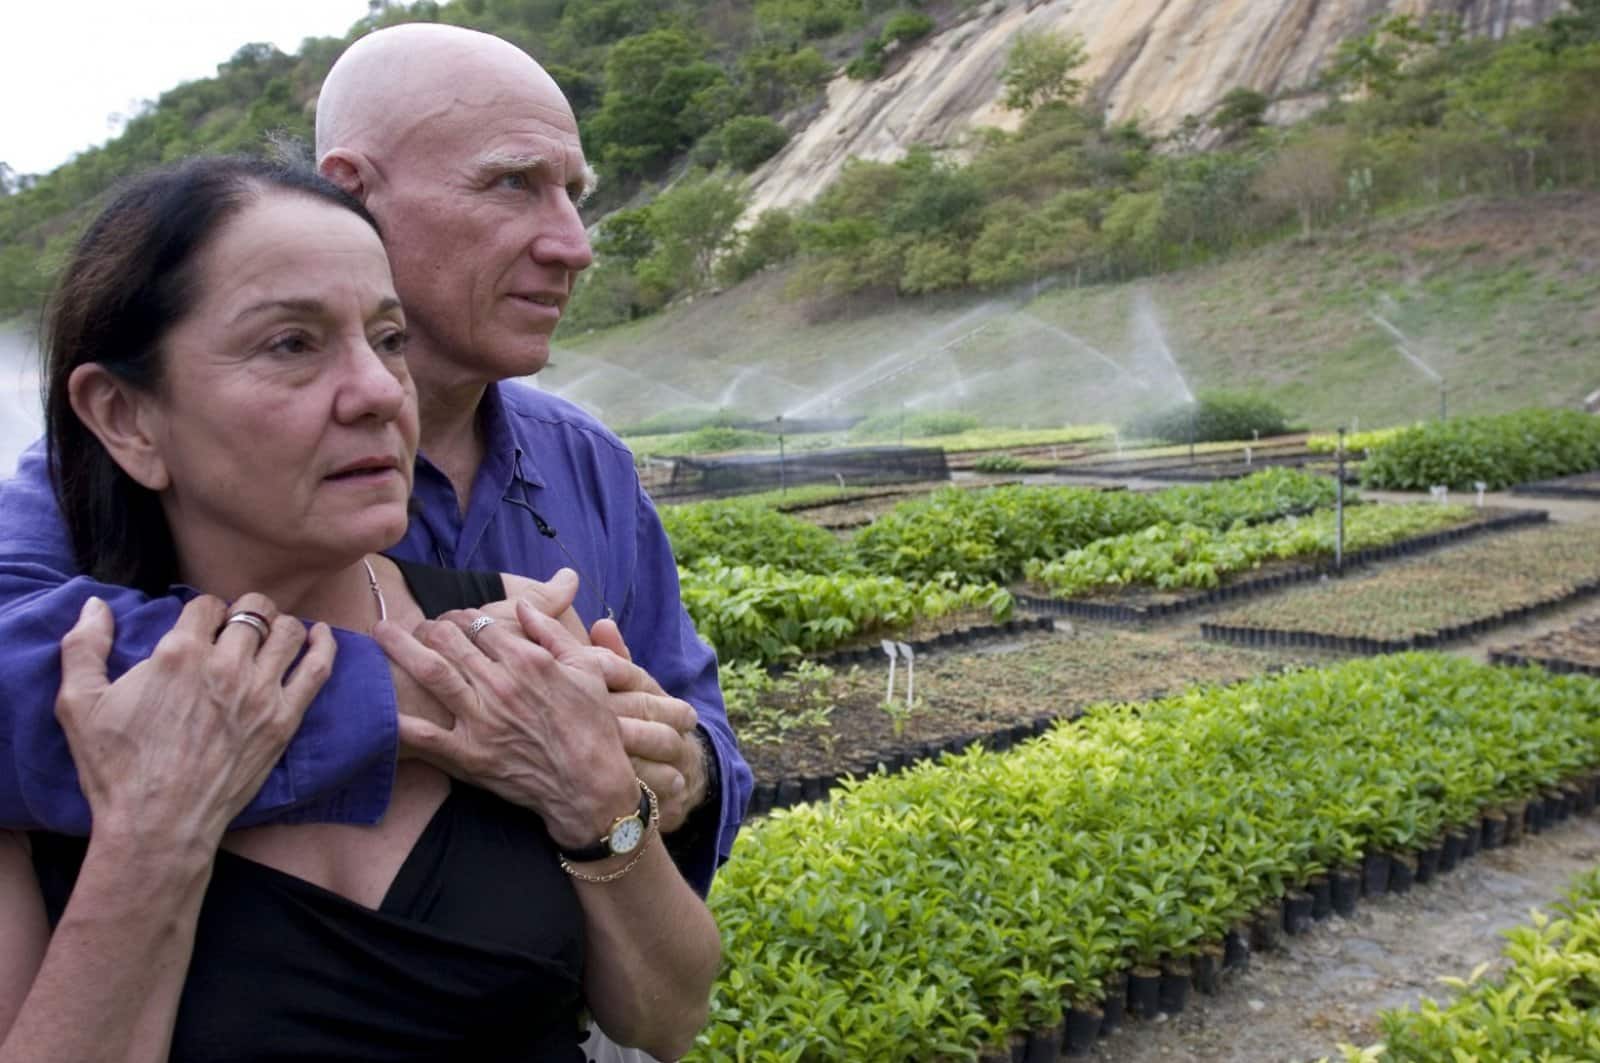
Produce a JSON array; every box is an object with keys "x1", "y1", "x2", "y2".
[{"x1": 374, "y1": 569, "x2": 709, "y2": 847}]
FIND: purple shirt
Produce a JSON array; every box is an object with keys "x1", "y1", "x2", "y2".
[{"x1": 0, "y1": 381, "x2": 749, "y2": 895}]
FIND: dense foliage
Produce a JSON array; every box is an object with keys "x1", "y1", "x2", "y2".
[
  {"x1": 1334, "y1": 866, "x2": 1600, "y2": 1061},
  {"x1": 7, "y1": 3, "x2": 1600, "y2": 327},
  {"x1": 851, "y1": 469, "x2": 1335, "y2": 584},
  {"x1": 678, "y1": 559, "x2": 1009, "y2": 664},
  {"x1": 660, "y1": 497, "x2": 848, "y2": 571},
  {"x1": 1359, "y1": 408, "x2": 1600, "y2": 490},
  {"x1": 1024, "y1": 503, "x2": 1468, "y2": 597},
  {"x1": 693, "y1": 655, "x2": 1600, "y2": 1058},
  {"x1": 1123, "y1": 392, "x2": 1294, "y2": 445}
]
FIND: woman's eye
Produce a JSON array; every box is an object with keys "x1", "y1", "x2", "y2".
[{"x1": 266, "y1": 331, "x2": 313, "y2": 356}]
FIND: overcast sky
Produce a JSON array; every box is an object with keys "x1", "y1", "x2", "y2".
[{"x1": 2, "y1": 0, "x2": 373, "y2": 176}]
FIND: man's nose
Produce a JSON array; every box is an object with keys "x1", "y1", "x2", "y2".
[{"x1": 533, "y1": 196, "x2": 594, "y2": 273}]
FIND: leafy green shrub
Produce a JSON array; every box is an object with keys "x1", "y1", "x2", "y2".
[
  {"x1": 716, "y1": 209, "x2": 799, "y2": 285},
  {"x1": 680, "y1": 560, "x2": 1010, "y2": 663},
  {"x1": 1359, "y1": 408, "x2": 1600, "y2": 491},
  {"x1": 1123, "y1": 391, "x2": 1294, "y2": 444},
  {"x1": 693, "y1": 656, "x2": 1600, "y2": 1058},
  {"x1": 849, "y1": 410, "x2": 982, "y2": 440},
  {"x1": 671, "y1": 425, "x2": 776, "y2": 454},
  {"x1": 719, "y1": 115, "x2": 791, "y2": 172},
  {"x1": 661, "y1": 499, "x2": 850, "y2": 572},
  {"x1": 881, "y1": 10, "x2": 935, "y2": 45},
  {"x1": 1025, "y1": 503, "x2": 1466, "y2": 597},
  {"x1": 852, "y1": 469, "x2": 1335, "y2": 585}
]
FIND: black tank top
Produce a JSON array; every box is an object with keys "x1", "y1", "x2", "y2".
[{"x1": 31, "y1": 561, "x2": 586, "y2": 1061}]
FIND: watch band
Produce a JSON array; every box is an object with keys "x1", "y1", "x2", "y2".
[{"x1": 557, "y1": 781, "x2": 655, "y2": 864}]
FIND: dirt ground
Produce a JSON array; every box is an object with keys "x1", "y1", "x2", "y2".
[{"x1": 1089, "y1": 817, "x2": 1600, "y2": 1063}]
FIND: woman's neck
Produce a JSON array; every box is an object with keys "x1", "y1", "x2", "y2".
[{"x1": 176, "y1": 552, "x2": 390, "y2": 634}]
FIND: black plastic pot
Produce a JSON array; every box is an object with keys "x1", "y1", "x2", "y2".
[
  {"x1": 1331, "y1": 868, "x2": 1361, "y2": 917},
  {"x1": 1389, "y1": 853, "x2": 1417, "y2": 895},
  {"x1": 1010, "y1": 1031, "x2": 1027, "y2": 1063},
  {"x1": 1126, "y1": 967, "x2": 1161, "y2": 1018},
  {"x1": 773, "y1": 777, "x2": 802, "y2": 809},
  {"x1": 1191, "y1": 946, "x2": 1223, "y2": 995},
  {"x1": 749, "y1": 781, "x2": 775, "y2": 815},
  {"x1": 1553, "y1": 788, "x2": 1574, "y2": 822},
  {"x1": 1574, "y1": 778, "x2": 1597, "y2": 816},
  {"x1": 1526, "y1": 798, "x2": 1547, "y2": 835},
  {"x1": 1158, "y1": 962, "x2": 1191, "y2": 1015},
  {"x1": 1098, "y1": 973, "x2": 1126, "y2": 1036},
  {"x1": 1461, "y1": 819, "x2": 1481, "y2": 859},
  {"x1": 1362, "y1": 851, "x2": 1392, "y2": 897},
  {"x1": 1023, "y1": 1024, "x2": 1062, "y2": 1063},
  {"x1": 1439, "y1": 831, "x2": 1466, "y2": 872},
  {"x1": 800, "y1": 775, "x2": 826, "y2": 802},
  {"x1": 1481, "y1": 812, "x2": 1509, "y2": 850},
  {"x1": 1283, "y1": 890, "x2": 1314, "y2": 935},
  {"x1": 1420, "y1": 845, "x2": 1446, "y2": 883},
  {"x1": 1223, "y1": 928, "x2": 1250, "y2": 971},
  {"x1": 1250, "y1": 903, "x2": 1282, "y2": 952},
  {"x1": 1309, "y1": 875, "x2": 1333, "y2": 920},
  {"x1": 1061, "y1": 1008, "x2": 1101, "y2": 1058},
  {"x1": 1504, "y1": 801, "x2": 1527, "y2": 845}
]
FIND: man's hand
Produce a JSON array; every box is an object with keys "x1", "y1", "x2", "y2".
[
  {"x1": 375, "y1": 601, "x2": 689, "y2": 849},
  {"x1": 588, "y1": 618, "x2": 710, "y2": 833}
]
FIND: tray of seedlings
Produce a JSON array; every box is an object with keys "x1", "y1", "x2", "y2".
[
  {"x1": 691, "y1": 655, "x2": 1600, "y2": 1062},
  {"x1": 734, "y1": 627, "x2": 1313, "y2": 815},
  {"x1": 1490, "y1": 613, "x2": 1600, "y2": 677},
  {"x1": 1511, "y1": 469, "x2": 1600, "y2": 500},
  {"x1": 1202, "y1": 522, "x2": 1600, "y2": 654},
  {"x1": 1014, "y1": 505, "x2": 1542, "y2": 624}
]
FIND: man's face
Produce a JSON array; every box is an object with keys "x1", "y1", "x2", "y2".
[{"x1": 371, "y1": 75, "x2": 594, "y2": 385}]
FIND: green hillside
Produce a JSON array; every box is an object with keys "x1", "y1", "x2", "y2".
[{"x1": 550, "y1": 190, "x2": 1600, "y2": 432}]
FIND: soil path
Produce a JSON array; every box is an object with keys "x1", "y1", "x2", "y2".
[{"x1": 1089, "y1": 817, "x2": 1600, "y2": 1062}]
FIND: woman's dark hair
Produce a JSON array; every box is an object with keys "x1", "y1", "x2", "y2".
[{"x1": 44, "y1": 155, "x2": 382, "y2": 594}]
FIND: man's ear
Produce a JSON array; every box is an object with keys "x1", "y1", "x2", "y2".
[
  {"x1": 67, "y1": 364, "x2": 170, "y2": 491},
  {"x1": 320, "y1": 149, "x2": 375, "y2": 203}
]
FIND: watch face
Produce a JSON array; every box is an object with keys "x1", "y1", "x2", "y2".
[{"x1": 609, "y1": 816, "x2": 645, "y2": 855}]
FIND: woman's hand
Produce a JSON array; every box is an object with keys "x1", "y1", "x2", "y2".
[{"x1": 56, "y1": 594, "x2": 334, "y2": 852}]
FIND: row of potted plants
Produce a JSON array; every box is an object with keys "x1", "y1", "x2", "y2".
[{"x1": 690, "y1": 654, "x2": 1600, "y2": 1061}]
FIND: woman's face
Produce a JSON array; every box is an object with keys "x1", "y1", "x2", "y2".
[{"x1": 140, "y1": 192, "x2": 419, "y2": 579}]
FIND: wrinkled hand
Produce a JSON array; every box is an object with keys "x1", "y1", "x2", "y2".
[
  {"x1": 588, "y1": 618, "x2": 709, "y2": 833},
  {"x1": 56, "y1": 594, "x2": 333, "y2": 850},
  {"x1": 388, "y1": 569, "x2": 584, "y2": 734},
  {"x1": 376, "y1": 600, "x2": 662, "y2": 850}
]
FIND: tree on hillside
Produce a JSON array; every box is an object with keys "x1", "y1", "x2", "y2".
[
  {"x1": 587, "y1": 29, "x2": 730, "y2": 177},
  {"x1": 634, "y1": 168, "x2": 747, "y2": 304},
  {"x1": 1000, "y1": 30, "x2": 1088, "y2": 113},
  {"x1": 1211, "y1": 88, "x2": 1269, "y2": 143},
  {"x1": 1254, "y1": 127, "x2": 1348, "y2": 239}
]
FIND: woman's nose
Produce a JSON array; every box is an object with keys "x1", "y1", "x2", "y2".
[{"x1": 335, "y1": 342, "x2": 407, "y2": 424}]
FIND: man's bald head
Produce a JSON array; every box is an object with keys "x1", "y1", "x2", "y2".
[
  {"x1": 312, "y1": 23, "x2": 595, "y2": 391},
  {"x1": 316, "y1": 23, "x2": 567, "y2": 163}
]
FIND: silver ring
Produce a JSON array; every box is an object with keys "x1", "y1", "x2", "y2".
[
  {"x1": 466, "y1": 616, "x2": 496, "y2": 642},
  {"x1": 221, "y1": 610, "x2": 271, "y2": 648}
]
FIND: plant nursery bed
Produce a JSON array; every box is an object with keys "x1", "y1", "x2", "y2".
[
  {"x1": 1013, "y1": 507, "x2": 1543, "y2": 624},
  {"x1": 1512, "y1": 469, "x2": 1600, "y2": 500},
  {"x1": 1200, "y1": 522, "x2": 1600, "y2": 652},
  {"x1": 1088, "y1": 815, "x2": 1600, "y2": 1063},
  {"x1": 1490, "y1": 613, "x2": 1600, "y2": 676},
  {"x1": 738, "y1": 627, "x2": 1311, "y2": 806}
]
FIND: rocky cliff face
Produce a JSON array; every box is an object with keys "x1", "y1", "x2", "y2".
[{"x1": 746, "y1": 0, "x2": 1568, "y2": 219}]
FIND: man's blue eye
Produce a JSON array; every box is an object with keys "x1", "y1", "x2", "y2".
[{"x1": 499, "y1": 173, "x2": 528, "y2": 190}]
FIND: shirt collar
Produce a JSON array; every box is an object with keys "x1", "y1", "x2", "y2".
[{"x1": 477, "y1": 381, "x2": 547, "y2": 491}]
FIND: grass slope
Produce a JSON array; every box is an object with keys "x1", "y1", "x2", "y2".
[{"x1": 551, "y1": 192, "x2": 1600, "y2": 433}]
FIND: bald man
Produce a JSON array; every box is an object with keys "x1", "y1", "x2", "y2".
[{"x1": 0, "y1": 24, "x2": 749, "y2": 903}]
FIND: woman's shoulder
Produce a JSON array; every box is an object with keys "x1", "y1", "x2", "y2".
[{"x1": 387, "y1": 559, "x2": 506, "y2": 617}]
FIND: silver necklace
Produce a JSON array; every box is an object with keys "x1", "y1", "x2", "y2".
[{"x1": 361, "y1": 556, "x2": 388, "y2": 623}]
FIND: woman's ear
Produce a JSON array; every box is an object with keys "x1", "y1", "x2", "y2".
[{"x1": 67, "y1": 363, "x2": 170, "y2": 491}]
